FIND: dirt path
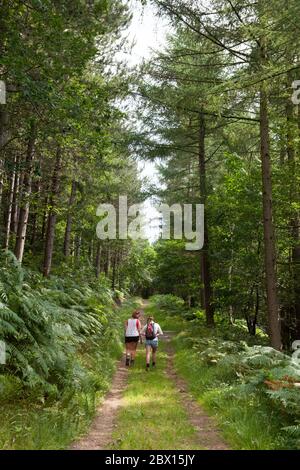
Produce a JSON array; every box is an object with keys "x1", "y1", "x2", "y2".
[
  {"x1": 163, "y1": 331, "x2": 229, "y2": 450},
  {"x1": 71, "y1": 301, "x2": 228, "y2": 450},
  {"x1": 70, "y1": 356, "x2": 128, "y2": 450},
  {"x1": 70, "y1": 301, "x2": 146, "y2": 450}
]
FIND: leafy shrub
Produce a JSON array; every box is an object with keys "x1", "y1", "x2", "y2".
[
  {"x1": 189, "y1": 341, "x2": 300, "y2": 448},
  {"x1": 151, "y1": 294, "x2": 185, "y2": 312}
]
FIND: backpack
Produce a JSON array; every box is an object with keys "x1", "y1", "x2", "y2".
[{"x1": 145, "y1": 322, "x2": 156, "y2": 340}]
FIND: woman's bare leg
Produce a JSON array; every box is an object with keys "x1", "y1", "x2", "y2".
[
  {"x1": 130, "y1": 342, "x2": 138, "y2": 361},
  {"x1": 125, "y1": 342, "x2": 132, "y2": 365},
  {"x1": 146, "y1": 345, "x2": 151, "y2": 370},
  {"x1": 152, "y1": 348, "x2": 157, "y2": 366}
]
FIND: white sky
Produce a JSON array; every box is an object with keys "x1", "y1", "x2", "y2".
[
  {"x1": 124, "y1": 0, "x2": 169, "y2": 242},
  {"x1": 124, "y1": 0, "x2": 169, "y2": 66}
]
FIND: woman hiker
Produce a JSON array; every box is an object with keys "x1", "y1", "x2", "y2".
[
  {"x1": 141, "y1": 316, "x2": 163, "y2": 371},
  {"x1": 124, "y1": 310, "x2": 142, "y2": 366}
]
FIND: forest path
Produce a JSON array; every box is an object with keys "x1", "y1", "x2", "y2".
[
  {"x1": 71, "y1": 300, "x2": 228, "y2": 450},
  {"x1": 70, "y1": 355, "x2": 129, "y2": 450},
  {"x1": 162, "y1": 331, "x2": 229, "y2": 450}
]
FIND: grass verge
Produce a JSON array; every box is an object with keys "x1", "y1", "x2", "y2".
[
  {"x1": 146, "y1": 297, "x2": 300, "y2": 450},
  {"x1": 0, "y1": 298, "x2": 139, "y2": 450}
]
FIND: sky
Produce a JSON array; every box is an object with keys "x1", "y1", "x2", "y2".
[
  {"x1": 125, "y1": 1, "x2": 169, "y2": 66},
  {"x1": 124, "y1": 0, "x2": 169, "y2": 242}
]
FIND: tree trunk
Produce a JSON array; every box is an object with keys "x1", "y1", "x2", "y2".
[
  {"x1": 118, "y1": 247, "x2": 123, "y2": 290},
  {"x1": 259, "y1": 42, "x2": 281, "y2": 349},
  {"x1": 11, "y1": 154, "x2": 20, "y2": 234},
  {"x1": 0, "y1": 6, "x2": 8, "y2": 206},
  {"x1": 30, "y1": 211, "x2": 37, "y2": 247},
  {"x1": 112, "y1": 248, "x2": 118, "y2": 290},
  {"x1": 245, "y1": 285, "x2": 259, "y2": 336},
  {"x1": 95, "y1": 241, "x2": 102, "y2": 278},
  {"x1": 228, "y1": 259, "x2": 234, "y2": 325},
  {"x1": 0, "y1": 108, "x2": 9, "y2": 150},
  {"x1": 89, "y1": 239, "x2": 94, "y2": 263},
  {"x1": 41, "y1": 190, "x2": 48, "y2": 241},
  {"x1": 198, "y1": 111, "x2": 214, "y2": 326},
  {"x1": 0, "y1": 108, "x2": 9, "y2": 207},
  {"x1": 16, "y1": 170, "x2": 24, "y2": 232},
  {"x1": 75, "y1": 233, "x2": 82, "y2": 259},
  {"x1": 30, "y1": 180, "x2": 40, "y2": 246},
  {"x1": 14, "y1": 122, "x2": 36, "y2": 262},
  {"x1": 63, "y1": 180, "x2": 77, "y2": 257},
  {"x1": 3, "y1": 155, "x2": 16, "y2": 250},
  {"x1": 104, "y1": 245, "x2": 111, "y2": 276},
  {"x1": 43, "y1": 145, "x2": 62, "y2": 277}
]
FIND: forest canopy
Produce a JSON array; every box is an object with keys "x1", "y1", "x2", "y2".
[{"x1": 0, "y1": 0, "x2": 300, "y2": 452}]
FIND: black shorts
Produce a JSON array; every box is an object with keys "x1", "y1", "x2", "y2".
[{"x1": 125, "y1": 336, "x2": 139, "y2": 344}]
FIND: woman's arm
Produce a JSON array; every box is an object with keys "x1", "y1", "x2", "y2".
[
  {"x1": 138, "y1": 320, "x2": 143, "y2": 343},
  {"x1": 141, "y1": 324, "x2": 146, "y2": 336},
  {"x1": 156, "y1": 324, "x2": 163, "y2": 336}
]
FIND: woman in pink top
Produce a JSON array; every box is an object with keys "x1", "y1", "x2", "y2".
[{"x1": 124, "y1": 310, "x2": 141, "y2": 366}]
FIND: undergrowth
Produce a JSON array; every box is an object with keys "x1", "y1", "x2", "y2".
[
  {"x1": 148, "y1": 294, "x2": 300, "y2": 450},
  {"x1": 0, "y1": 250, "x2": 137, "y2": 449}
]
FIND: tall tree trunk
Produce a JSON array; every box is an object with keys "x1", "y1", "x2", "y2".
[
  {"x1": 0, "y1": 5, "x2": 8, "y2": 206},
  {"x1": 259, "y1": 40, "x2": 281, "y2": 349},
  {"x1": 16, "y1": 170, "x2": 24, "y2": 231},
  {"x1": 198, "y1": 111, "x2": 214, "y2": 326},
  {"x1": 245, "y1": 285, "x2": 259, "y2": 336},
  {"x1": 14, "y1": 122, "x2": 36, "y2": 262},
  {"x1": 95, "y1": 241, "x2": 102, "y2": 278},
  {"x1": 228, "y1": 256, "x2": 234, "y2": 325},
  {"x1": 0, "y1": 161, "x2": 3, "y2": 208},
  {"x1": 0, "y1": 109, "x2": 9, "y2": 207},
  {"x1": 4, "y1": 155, "x2": 16, "y2": 250},
  {"x1": 89, "y1": 239, "x2": 94, "y2": 263},
  {"x1": 0, "y1": 108, "x2": 9, "y2": 150},
  {"x1": 41, "y1": 190, "x2": 48, "y2": 241},
  {"x1": 11, "y1": 154, "x2": 20, "y2": 234},
  {"x1": 29, "y1": 180, "x2": 40, "y2": 246},
  {"x1": 118, "y1": 247, "x2": 123, "y2": 290},
  {"x1": 43, "y1": 145, "x2": 61, "y2": 277},
  {"x1": 112, "y1": 248, "x2": 118, "y2": 290},
  {"x1": 63, "y1": 180, "x2": 77, "y2": 257},
  {"x1": 104, "y1": 245, "x2": 111, "y2": 276},
  {"x1": 71, "y1": 238, "x2": 75, "y2": 258},
  {"x1": 75, "y1": 233, "x2": 82, "y2": 259},
  {"x1": 30, "y1": 211, "x2": 37, "y2": 247}
]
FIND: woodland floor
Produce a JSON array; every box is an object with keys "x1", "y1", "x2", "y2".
[{"x1": 71, "y1": 302, "x2": 229, "y2": 451}]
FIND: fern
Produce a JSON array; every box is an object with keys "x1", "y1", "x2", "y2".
[{"x1": 0, "y1": 250, "x2": 122, "y2": 400}]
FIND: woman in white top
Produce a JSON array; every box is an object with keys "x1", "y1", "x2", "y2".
[
  {"x1": 141, "y1": 316, "x2": 163, "y2": 371},
  {"x1": 124, "y1": 310, "x2": 141, "y2": 366}
]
